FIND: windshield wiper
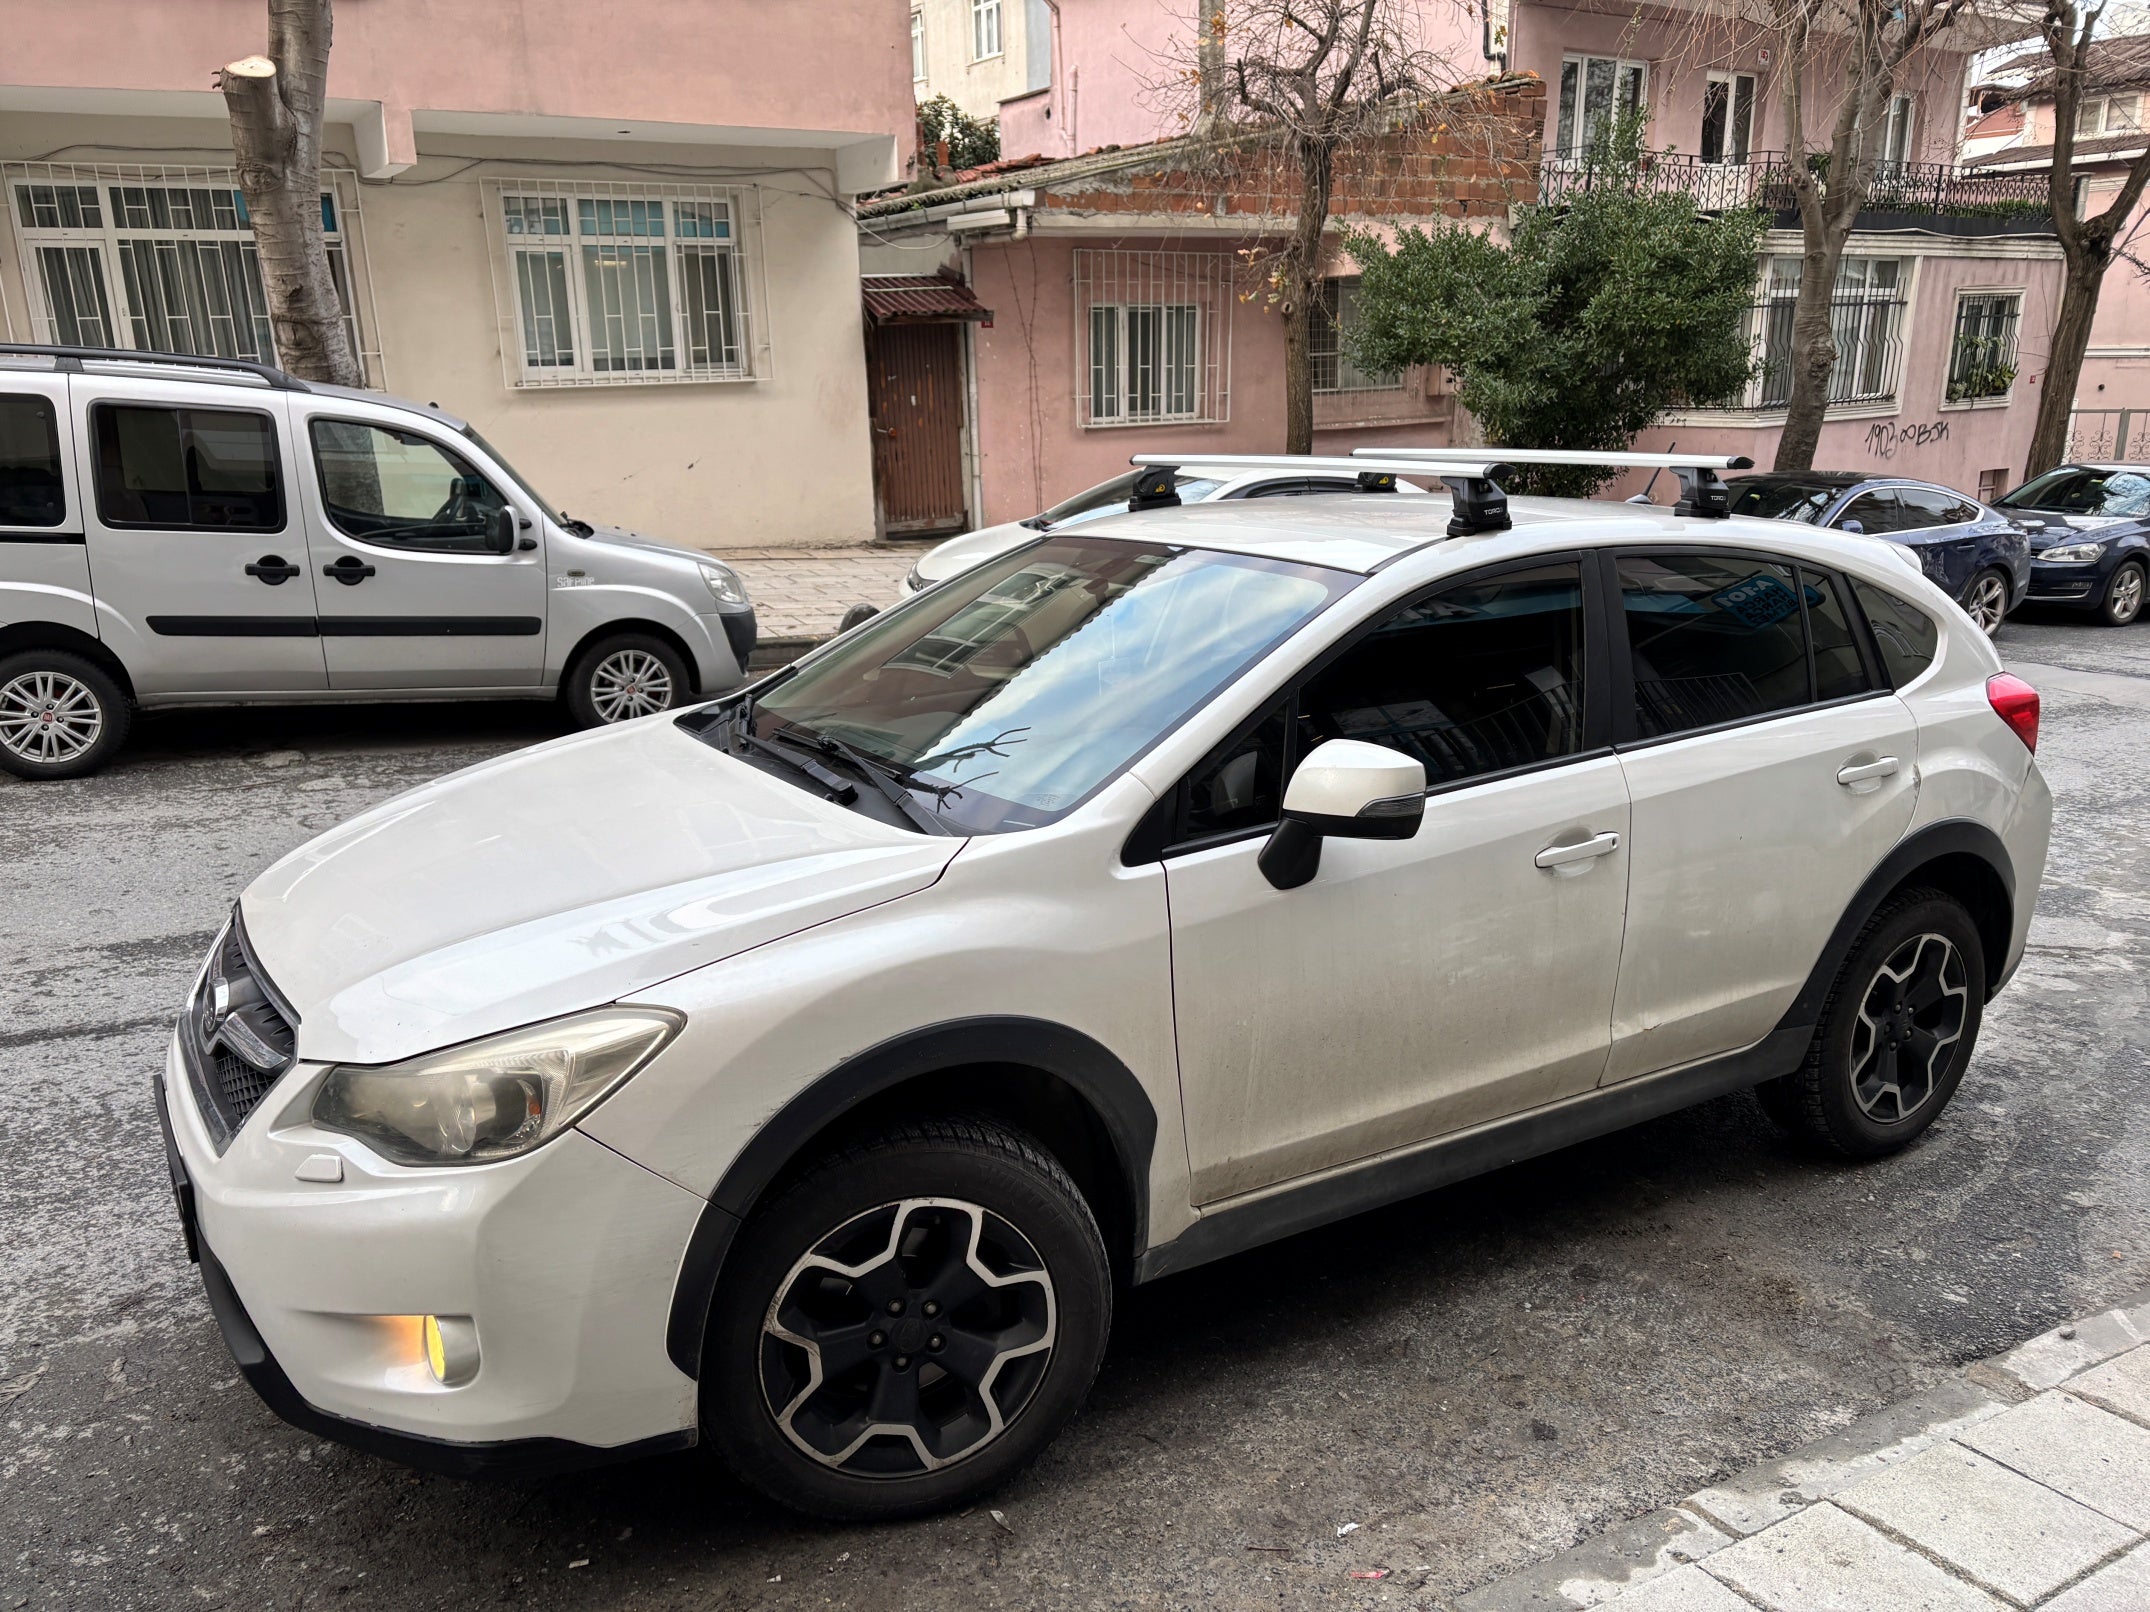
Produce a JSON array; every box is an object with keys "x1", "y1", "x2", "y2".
[
  {"x1": 786, "y1": 728, "x2": 951, "y2": 835},
  {"x1": 728, "y1": 729, "x2": 858, "y2": 804}
]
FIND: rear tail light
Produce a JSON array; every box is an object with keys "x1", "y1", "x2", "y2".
[{"x1": 1987, "y1": 672, "x2": 2040, "y2": 753}]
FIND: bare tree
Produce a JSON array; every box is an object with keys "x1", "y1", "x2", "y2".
[
  {"x1": 1208, "y1": 0, "x2": 1448, "y2": 453},
  {"x1": 218, "y1": 0, "x2": 361, "y2": 386},
  {"x1": 2023, "y1": 3, "x2": 2150, "y2": 476},
  {"x1": 1767, "y1": 0, "x2": 1966, "y2": 471}
]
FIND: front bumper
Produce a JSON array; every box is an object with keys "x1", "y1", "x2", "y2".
[
  {"x1": 157, "y1": 1035, "x2": 705, "y2": 1476},
  {"x1": 2026, "y1": 561, "x2": 2104, "y2": 605}
]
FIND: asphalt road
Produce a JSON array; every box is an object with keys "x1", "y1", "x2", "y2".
[{"x1": 4, "y1": 612, "x2": 2148, "y2": 1612}]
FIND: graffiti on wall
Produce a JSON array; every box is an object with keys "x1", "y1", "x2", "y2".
[{"x1": 1865, "y1": 419, "x2": 1950, "y2": 459}]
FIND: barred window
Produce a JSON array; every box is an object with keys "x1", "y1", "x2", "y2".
[
  {"x1": 490, "y1": 182, "x2": 759, "y2": 388},
  {"x1": 1948, "y1": 291, "x2": 2021, "y2": 403},
  {"x1": 1748, "y1": 255, "x2": 1906, "y2": 409},
  {"x1": 1072, "y1": 251, "x2": 1232, "y2": 426},
  {"x1": 6, "y1": 164, "x2": 370, "y2": 379},
  {"x1": 1311, "y1": 277, "x2": 1398, "y2": 394}
]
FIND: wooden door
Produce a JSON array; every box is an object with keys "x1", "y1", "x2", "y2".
[{"x1": 868, "y1": 323, "x2": 967, "y2": 534}]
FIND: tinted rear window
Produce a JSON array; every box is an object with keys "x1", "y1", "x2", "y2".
[
  {"x1": 1727, "y1": 479, "x2": 1841, "y2": 524},
  {"x1": 91, "y1": 404, "x2": 282, "y2": 531},
  {"x1": 1851, "y1": 579, "x2": 1939, "y2": 687},
  {"x1": 0, "y1": 393, "x2": 64, "y2": 527}
]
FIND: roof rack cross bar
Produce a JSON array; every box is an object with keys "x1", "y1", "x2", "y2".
[
  {"x1": 1126, "y1": 451, "x2": 1519, "y2": 536},
  {"x1": 0, "y1": 343, "x2": 308, "y2": 392},
  {"x1": 1353, "y1": 447, "x2": 1755, "y2": 472}
]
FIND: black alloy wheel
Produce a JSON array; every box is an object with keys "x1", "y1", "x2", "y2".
[{"x1": 703, "y1": 1119, "x2": 1111, "y2": 1520}]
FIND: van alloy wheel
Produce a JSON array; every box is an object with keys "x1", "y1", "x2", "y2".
[
  {"x1": 1850, "y1": 932, "x2": 1967, "y2": 1124},
  {"x1": 1962, "y1": 570, "x2": 2009, "y2": 636},
  {"x1": 760, "y1": 1197, "x2": 1056, "y2": 1478},
  {"x1": 0, "y1": 669, "x2": 103, "y2": 765},
  {"x1": 588, "y1": 649, "x2": 675, "y2": 721}
]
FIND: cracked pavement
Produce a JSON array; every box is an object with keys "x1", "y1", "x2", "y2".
[{"x1": 2, "y1": 613, "x2": 2147, "y2": 1610}]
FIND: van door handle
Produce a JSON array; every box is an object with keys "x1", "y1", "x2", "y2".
[
  {"x1": 322, "y1": 557, "x2": 376, "y2": 586},
  {"x1": 244, "y1": 555, "x2": 300, "y2": 585},
  {"x1": 1535, "y1": 831, "x2": 1620, "y2": 870},
  {"x1": 1837, "y1": 756, "x2": 1900, "y2": 787}
]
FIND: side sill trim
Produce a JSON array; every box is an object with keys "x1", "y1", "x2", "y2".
[
  {"x1": 146, "y1": 615, "x2": 544, "y2": 638},
  {"x1": 1133, "y1": 1021, "x2": 1812, "y2": 1284}
]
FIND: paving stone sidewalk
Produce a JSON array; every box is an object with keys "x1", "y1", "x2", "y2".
[
  {"x1": 712, "y1": 544, "x2": 921, "y2": 650},
  {"x1": 1461, "y1": 1294, "x2": 2150, "y2": 1611}
]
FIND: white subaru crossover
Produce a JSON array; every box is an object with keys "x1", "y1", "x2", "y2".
[
  {"x1": 157, "y1": 450, "x2": 2051, "y2": 1521},
  {"x1": 0, "y1": 344, "x2": 757, "y2": 779}
]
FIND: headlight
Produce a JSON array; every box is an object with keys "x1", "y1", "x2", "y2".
[
  {"x1": 313, "y1": 1007, "x2": 682, "y2": 1167},
  {"x1": 2039, "y1": 542, "x2": 2106, "y2": 563},
  {"x1": 698, "y1": 561, "x2": 749, "y2": 608}
]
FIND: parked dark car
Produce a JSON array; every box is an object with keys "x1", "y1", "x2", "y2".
[
  {"x1": 1993, "y1": 464, "x2": 2150, "y2": 627},
  {"x1": 1724, "y1": 474, "x2": 2030, "y2": 638}
]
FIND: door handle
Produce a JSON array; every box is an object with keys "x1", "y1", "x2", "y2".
[
  {"x1": 1836, "y1": 756, "x2": 1900, "y2": 787},
  {"x1": 244, "y1": 555, "x2": 301, "y2": 585},
  {"x1": 322, "y1": 557, "x2": 376, "y2": 586},
  {"x1": 1535, "y1": 831, "x2": 1620, "y2": 869}
]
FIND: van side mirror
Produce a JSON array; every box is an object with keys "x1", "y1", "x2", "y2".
[
  {"x1": 488, "y1": 506, "x2": 517, "y2": 554},
  {"x1": 1257, "y1": 739, "x2": 1426, "y2": 891}
]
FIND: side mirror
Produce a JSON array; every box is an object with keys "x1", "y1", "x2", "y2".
[
  {"x1": 1257, "y1": 739, "x2": 1426, "y2": 891},
  {"x1": 1839, "y1": 518, "x2": 1865, "y2": 535},
  {"x1": 488, "y1": 505, "x2": 518, "y2": 554}
]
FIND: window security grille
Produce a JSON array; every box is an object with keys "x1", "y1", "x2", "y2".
[
  {"x1": 1311, "y1": 278, "x2": 1398, "y2": 394},
  {"x1": 5, "y1": 162, "x2": 378, "y2": 383},
  {"x1": 485, "y1": 180, "x2": 766, "y2": 389},
  {"x1": 1742, "y1": 255, "x2": 1907, "y2": 411},
  {"x1": 1072, "y1": 250, "x2": 1232, "y2": 427},
  {"x1": 1948, "y1": 292, "x2": 2021, "y2": 402}
]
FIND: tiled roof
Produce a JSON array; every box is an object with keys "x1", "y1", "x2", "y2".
[
  {"x1": 860, "y1": 274, "x2": 992, "y2": 321},
  {"x1": 1962, "y1": 130, "x2": 2148, "y2": 168}
]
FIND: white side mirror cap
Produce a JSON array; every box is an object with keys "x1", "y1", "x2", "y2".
[{"x1": 1282, "y1": 739, "x2": 1426, "y2": 826}]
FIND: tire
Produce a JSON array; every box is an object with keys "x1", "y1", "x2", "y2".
[
  {"x1": 0, "y1": 650, "x2": 132, "y2": 780},
  {"x1": 1959, "y1": 568, "x2": 2011, "y2": 638},
  {"x1": 838, "y1": 602, "x2": 879, "y2": 633},
  {"x1": 1755, "y1": 888, "x2": 1986, "y2": 1159},
  {"x1": 2099, "y1": 559, "x2": 2146, "y2": 627},
  {"x1": 562, "y1": 633, "x2": 691, "y2": 728},
  {"x1": 702, "y1": 1118, "x2": 1112, "y2": 1521}
]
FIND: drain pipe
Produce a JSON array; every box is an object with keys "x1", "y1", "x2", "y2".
[{"x1": 1043, "y1": 0, "x2": 1068, "y2": 155}]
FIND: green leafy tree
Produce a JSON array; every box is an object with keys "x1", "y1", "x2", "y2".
[
  {"x1": 918, "y1": 94, "x2": 1000, "y2": 173},
  {"x1": 1343, "y1": 119, "x2": 1766, "y2": 495}
]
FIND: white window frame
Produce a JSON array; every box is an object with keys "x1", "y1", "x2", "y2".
[
  {"x1": 1751, "y1": 253, "x2": 1908, "y2": 409},
  {"x1": 912, "y1": 10, "x2": 928, "y2": 81},
  {"x1": 1554, "y1": 54, "x2": 1648, "y2": 158},
  {"x1": 1879, "y1": 93, "x2": 1915, "y2": 170},
  {"x1": 1072, "y1": 250, "x2": 1233, "y2": 427},
  {"x1": 4, "y1": 161, "x2": 378, "y2": 383},
  {"x1": 1701, "y1": 71, "x2": 1756, "y2": 165},
  {"x1": 1946, "y1": 286, "x2": 2023, "y2": 405},
  {"x1": 483, "y1": 180, "x2": 767, "y2": 390},
  {"x1": 2077, "y1": 93, "x2": 2142, "y2": 136},
  {"x1": 972, "y1": 0, "x2": 1002, "y2": 61}
]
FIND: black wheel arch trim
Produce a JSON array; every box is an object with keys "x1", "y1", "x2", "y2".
[{"x1": 663, "y1": 1015, "x2": 1158, "y2": 1380}]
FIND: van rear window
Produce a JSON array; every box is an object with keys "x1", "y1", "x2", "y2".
[
  {"x1": 91, "y1": 403, "x2": 283, "y2": 532},
  {"x1": 0, "y1": 393, "x2": 65, "y2": 527}
]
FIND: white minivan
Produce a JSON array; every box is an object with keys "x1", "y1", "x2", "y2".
[{"x1": 0, "y1": 344, "x2": 757, "y2": 779}]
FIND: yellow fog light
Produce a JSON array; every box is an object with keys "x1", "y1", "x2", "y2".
[{"x1": 421, "y1": 1315, "x2": 481, "y2": 1386}]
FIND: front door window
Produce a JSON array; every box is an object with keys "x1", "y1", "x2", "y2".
[{"x1": 309, "y1": 420, "x2": 507, "y2": 552}]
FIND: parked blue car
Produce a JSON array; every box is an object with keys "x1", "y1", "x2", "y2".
[
  {"x1": 1992, "y1": 464, "x2": 2150, "y2": 627},
  {"x1": 1724, "y1": 474, "x2": 2031, "y2": 638}
]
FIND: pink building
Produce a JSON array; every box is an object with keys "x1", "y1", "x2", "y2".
[
  {"x1": 893, "y1": 0, "x2": 2064, "y2": 528},
  {"x1": 0, "y1": 0, "x2": 914, "y2": 546},
  {"x1": 1962, "y1": 35, "x2": 2150, "y2": 443}
]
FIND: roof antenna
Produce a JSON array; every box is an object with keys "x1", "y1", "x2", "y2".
[{"x1": 1627, "y1": 440, "x2": 1673, "y2": 506}]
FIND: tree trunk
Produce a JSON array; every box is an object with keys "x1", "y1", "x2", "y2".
[
  {"x1": 2026, "y1": 253, "x2": 2108, "y2": 479},
  {"x1": 219, "y1": 0, "x2": 360, "y2": 387},
  {"x1": 1281, "y1": 138, "x2": 1336, "y2": 455},
  {"x1": 1773, "y1": 230, "x2": 1846, "y2": 473}
]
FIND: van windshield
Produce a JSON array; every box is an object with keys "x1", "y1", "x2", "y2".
[{"x1": 459, "y1": 424, "x2": 563, "y2": 522}]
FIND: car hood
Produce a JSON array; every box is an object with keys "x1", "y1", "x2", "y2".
[
  {"x1": 580, "y1": 521, "x2": 707, "y2": 563},
  {"x1": 2018, "y1": 512, "x2": 2133, "y2": 543},
  {"x1": 240, "y1": 718, "x2": 963, "y2": 1066},
  {"x1": 916, "y1": 520, "x2": 1036, "y2": 582}
]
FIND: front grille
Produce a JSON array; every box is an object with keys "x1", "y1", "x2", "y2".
[{"x1": 181, "y1": 911, "x2": 299, "y2": 1152}]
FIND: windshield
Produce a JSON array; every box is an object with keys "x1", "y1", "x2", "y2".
[
  {"x1": 459, "y1": 424, "x2": 562, "y2": 520},
  {"x1": 1035, "y1": 472, "x2": 1224, "y2": 529},
  {"x1": 1998, "y1": 467, "x2": 2150, "y2": 518},
  {"x1": 743, "y1": 535, "x2": 1354, "y2": 832},
  {"x1": 1726, "y1": 478, "x2": 1841, "y2": 524}
]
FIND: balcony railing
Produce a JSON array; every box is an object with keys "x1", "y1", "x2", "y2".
[{"x1": 1538, "y1": 150, "x2": 2053, "y2": 225}]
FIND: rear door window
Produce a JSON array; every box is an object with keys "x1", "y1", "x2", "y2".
[
  {"x1": 1805, "y1": 569, "x2": 1873, "y2": 701},
  {"x1": 91, "y1": 404, "x2": 282, "y2": 531},
  {"x1": 1850, "y1": 579, "x2": 1939, "y2": 687},
  {"x1": 0, "y1": 393, "x2": 65, "y2": 527},
  {"x1": 1894, "y1": 486, "x2": 1962, "y2": 531},
  {"x1": 1836, "y1": 490, "x2": 1902, "y2": 534},
  {"x1": 1617, "y1": 553, "x2": 1809, "y2": 737}
]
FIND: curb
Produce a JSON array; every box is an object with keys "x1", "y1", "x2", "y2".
[{"x1": 1457, "y1": 1289, "x2": 2150, "y2": 1610}]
